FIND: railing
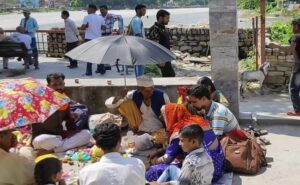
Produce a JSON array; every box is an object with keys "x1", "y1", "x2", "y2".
[{"x1": 4, "y1": 29, "x2": 65, "y2": 54}]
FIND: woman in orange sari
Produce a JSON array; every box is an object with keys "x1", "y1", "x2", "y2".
[{"x1": 146, "y1": 103, "x2": 224, "y2": 182}]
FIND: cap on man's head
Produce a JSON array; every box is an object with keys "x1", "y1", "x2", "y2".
[{"x1": 136, "y1": 75, "x2": 154, "y2": 87}]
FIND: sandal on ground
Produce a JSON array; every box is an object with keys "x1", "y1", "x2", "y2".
[
  {"x1": 287, "y1": 111, "x2": 300, "y2": 116},
  {"x1": 244, "y1": 126, "x2": 268, "y2": 137},
  {"x1": 259, "y1": 137, "x2": 271, "y2": 145}
]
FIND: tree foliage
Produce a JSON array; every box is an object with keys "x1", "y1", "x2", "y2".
[
  {"x1": 68, "y1": 0, "x2": 207, "y2": 8},
  {"x1": 271, "y1": 22, "x2": 293, "y2": 45},
  {"x1": 237, "y1": 0, "x2": 260, "y2": 10}
]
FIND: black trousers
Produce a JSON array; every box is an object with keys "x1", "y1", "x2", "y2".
[
  {"x1": 159, "y1": 61, "x2": 175, "y2": 77},
  {"x1": 66, "y1": 41, "x2": 79, "y2": 66}
]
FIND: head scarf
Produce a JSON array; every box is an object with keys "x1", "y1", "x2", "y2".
[
  {"x1": 177, "y1": 86, "x2": 189, "y2": 104},
  {"x1": 164, "y1": 103, "x2": 210, "y2": 135}
]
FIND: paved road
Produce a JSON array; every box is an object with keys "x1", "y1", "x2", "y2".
[{"x1": 0, "y1": 8, "x2": 288, "y2": 30}]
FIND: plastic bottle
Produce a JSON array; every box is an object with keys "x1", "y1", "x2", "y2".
[{"x1": 127, "y1": 131, "x2": 135, "y2": 149}]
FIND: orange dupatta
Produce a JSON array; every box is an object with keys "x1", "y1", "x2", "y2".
[{"x1": 164, "y1": 103, "x2": 210, "y2": 136}]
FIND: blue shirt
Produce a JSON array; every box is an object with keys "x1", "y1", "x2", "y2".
[
  {"x1": 206, "y1": 101, "x2": 239, "y2": 136},
  {"x1": 130, "y1": 16, "x2": 145, "y2": 38},
  {"x1": 20, "y1": 17, "x2": 39, "y2": 38}
]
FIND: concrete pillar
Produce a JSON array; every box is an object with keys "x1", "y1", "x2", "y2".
[{"x1": 209, "y1": 0, "x2": 239, "y2": 116}]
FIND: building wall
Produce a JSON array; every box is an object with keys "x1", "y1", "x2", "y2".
[{"x1": 265, "y1": 47, "x2": 294, "y2": 87}]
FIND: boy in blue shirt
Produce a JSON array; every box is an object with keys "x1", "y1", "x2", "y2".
[{"x1": 130, "y1": 4, "x2": 146, "y2": 77}]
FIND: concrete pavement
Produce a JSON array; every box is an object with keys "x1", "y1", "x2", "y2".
[
  {"x1": 2, "y1": 56, "x2": 300, "y2": 185},
  {"x1": 233, "y1": 125, "x2": 300, "y2": 185}
]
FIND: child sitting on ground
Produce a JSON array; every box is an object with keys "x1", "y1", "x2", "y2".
[
  {"x1": 34, "y1": 154, "x2": 65, "y2": 185},
  {"x1": 150, "y1": 124, "x2": 214, "y2": 185}
]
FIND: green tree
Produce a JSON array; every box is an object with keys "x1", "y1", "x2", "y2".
[{"x1": 237, "y1": 0, "x2": 260, "y2": 9}]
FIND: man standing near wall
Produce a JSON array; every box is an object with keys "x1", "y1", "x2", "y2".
[
  {"x1": 130, "y1": 4, "x2": 147, "y2": 77},
  {"x1": 149, "y1": 10, "x2": 175, "y2": 77},
  {"x1": 20, "y1": 9, "x2": 39, "y2": 69},
  {"x1": 81, "y1": 4, "x2": 106, "y2": 76},
  {"x1": 61, "y1": 10, "x2": 80, "y2": 69},
  {"x1": 97, "y1": 5, "x2": 124, "y2": 75},
  {"x1": 269, "y1": 19, "x2": 300, "y2": 116}
]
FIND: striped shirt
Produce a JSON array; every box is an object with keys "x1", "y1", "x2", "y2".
[
  {"x1": 101, "y1": 13, "x2": 124, "y2": 35},
  {"x1": 205, "y1": 101, "x2": 239, "y2": 136}
]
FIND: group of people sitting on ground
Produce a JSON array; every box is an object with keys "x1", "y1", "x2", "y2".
[
  {"x1": 0, "y1": 74, "x2": 253, "y2": 185},
  {"x1": 102, "y1": 75, "x2": 248, "y2": 184}
]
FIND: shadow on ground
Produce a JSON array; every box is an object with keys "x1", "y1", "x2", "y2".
[{"x1": 0, "y1": 57, "x2": 136, "y2": 79}]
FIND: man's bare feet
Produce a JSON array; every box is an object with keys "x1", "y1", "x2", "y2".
[{"x1": 287, "y1": 111, "x2": 300, "y2": 116}]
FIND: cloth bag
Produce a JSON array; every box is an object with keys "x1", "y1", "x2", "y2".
[
  {"x1": 118, "y1": 100, "x2": 142, "y2": 131},
  {"x1": 220, "y1": 136, "x2": 267, "y2": 174},
  {"x1": 89, "y1": 113, "x2": 123, "y2": 132}
]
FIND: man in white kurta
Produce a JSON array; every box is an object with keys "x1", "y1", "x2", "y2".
[
  {"x1": 79, "y1": 123, "x2": 146, "y2": 185},
  {"x1": 106, "y1": 75, "x2": 170, "y2": 133}
]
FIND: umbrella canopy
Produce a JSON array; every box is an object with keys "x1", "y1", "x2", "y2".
[
  {"x1": 0, "y1": 78, "x2": 70, "y2": 131},
  {"x1": 65, "y1": 35, "x2": 176, "y2": 66}
]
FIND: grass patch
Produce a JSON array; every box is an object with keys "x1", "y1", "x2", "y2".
[{"x1": 240, "y1": 51, "x2": 256, "y2": 71}]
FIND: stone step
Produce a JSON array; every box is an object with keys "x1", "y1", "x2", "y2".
[{"x1": 239, "y1": 111, "x2": 300, "y2": 126}]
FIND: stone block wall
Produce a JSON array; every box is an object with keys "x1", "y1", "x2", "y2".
[
  {"x1": 145, "y1": 27, "x2": 253, "y2": 58},
  {"x1": 265, "y1": 48, "x2": 294, "y2": 87},
  {"x1": 47, "y1": 27, "x2": 254, "y2": 59},
  {"x1": 47, "y1": 32, "x2": 66, "y2": 58}
]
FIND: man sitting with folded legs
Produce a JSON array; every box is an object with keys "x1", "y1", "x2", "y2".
[
  {"x1": 31, "y1": 74, "x2": 91, "y2": 154},
  {"x1": 105, "y1": 75, "x2": 170, "y2": 134}
]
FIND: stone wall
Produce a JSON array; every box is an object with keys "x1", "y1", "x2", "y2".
[
  {"x1": 265, "y1": 48, "x2": 294, "y2": 87},
  {"x1": 62, "y1": 77, "x2": 199, "y2": 114},
  {"x1": 145, "y1": 27, "x2": 253, "y2": 58},
  {"x1": 47, "y1": 27, "x2": 254, "y2": 59}
]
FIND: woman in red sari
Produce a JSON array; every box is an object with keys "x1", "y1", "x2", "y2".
[{"x1": 146, "y1": 103, "x2": 224, "y2": 182}]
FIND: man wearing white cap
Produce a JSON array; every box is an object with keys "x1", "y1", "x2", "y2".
[
  {"x1": 106, "y1": 75, "x2": 170, "y2": 133},
  {"x1": 20, "y1": 9, "x2": 39, "y2": 69}
]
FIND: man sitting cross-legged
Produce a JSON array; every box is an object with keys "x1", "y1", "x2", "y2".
[
  {"x1": 31, "y1": 73, "x2": 90, "y2": 154},
  {"x1": 105, "y1": 75, "x2": 170, "y2": 134}
]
